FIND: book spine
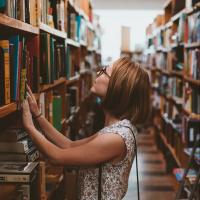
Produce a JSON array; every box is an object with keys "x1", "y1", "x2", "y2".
[{"x1": 0, "y1": 40, "x2": 11, "y2": 105}]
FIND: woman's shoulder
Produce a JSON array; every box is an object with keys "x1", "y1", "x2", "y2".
[{"x1": 100, "y1": 119, "x2": 137, "y2": 137}]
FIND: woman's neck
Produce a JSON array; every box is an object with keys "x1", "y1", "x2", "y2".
[{"x1": 104, "y1": 110, "x2": 120, "y2": 127}]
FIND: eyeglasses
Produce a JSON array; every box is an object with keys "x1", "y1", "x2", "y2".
[{"x1": 97, "y1": 67, "x2": 111, "y2": 78}]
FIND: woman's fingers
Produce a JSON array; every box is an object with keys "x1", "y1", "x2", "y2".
[
  {"x1": 26, "y1": 84, "x2": 37, "y2": 103},
  {"x1": 26, "y1": 84, "x2": 35, "y2": 99},
  {"x1": 27, "y1": 92, "x2": 34, "y2": 103}
]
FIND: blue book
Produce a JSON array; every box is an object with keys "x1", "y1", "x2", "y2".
[
  {"x1": 0, "y1": 0, "x2": 6, "y2": 9},
  {"x1": 9, "y1": 36, "x2": 20, "y2": 101},
  {"x1": 76, "y1": 15, "x2": 81, "y2": 42}
]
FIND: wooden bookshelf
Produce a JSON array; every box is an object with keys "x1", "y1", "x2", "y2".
[
  {"x1": 182, "y1": 109, "x2": 200, "y2": 120},
  {"x1": 171, "y1": 9, "x2": 186, "y2": 22},
  {"x1": 171, "y1": 70, "x2": 183, "y2": 78},
  {"x1": 0, "y1": 0, "x2": 102, "y2": 199},
  {"x1": 146, "y1": 3, "x2": 200, "y2": 194},
  {"x1": 159, "y1": 132, "x2": 181, "y2": 167},
  {"x1": 80, "y1": 40, "x2": 87, "y2": 47},
  {"x1": 39, "y1": 22, "x2": 67, "y2": 39},
  {"x1": 40, "y1": 78, "x2": 66, "y2": 92},
  {"x1": 0, "y1": 103, "x2": 17, "y2": 118},
  {"x1": 0, "y1": 13, "x2": 39, "y2": 35},
  {"x1": 184, "y1": 76, "x2": 200, "y2": 87},
  {"x1": 185, "y1": 42, "x2": 200, "y2": 49},
  {"x1": 66, "y1": 38, "x2": 80, "y2": 47}
]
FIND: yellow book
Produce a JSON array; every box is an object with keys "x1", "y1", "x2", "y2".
[{"x1": 0, "y1": 40, "x2": 10, "y2": 105}]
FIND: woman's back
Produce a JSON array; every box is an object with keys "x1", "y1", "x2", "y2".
[{"x1": 77, "y1": 119, "x2": 137, "y2": 200}]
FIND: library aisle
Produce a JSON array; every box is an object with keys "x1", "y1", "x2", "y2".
[{"x1": 124, "y1": 127, "x2": 176, "y2": 200}]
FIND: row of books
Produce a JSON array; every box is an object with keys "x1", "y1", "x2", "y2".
[
  {"x1": 66, "y1": 47, "x2": 80, "y2": 78},
  {"x1": 148, "y1": 10, "x2": 200, "y2": 50},
  {"x1": 161, "y1": 113, "x2": 199, "y2": 149},
  {"x1": 183, "y1": 83, "x2": 200, "y2": 114},
  {"x1": 39, "y1": 93, "x2": 62, "y2": 131},
  {"x1": 173, "y1": 168, "x2": 198, "y2": 183},
  {"x1": 39, "y1": 86, "x2": 80, "y2": 131},
  {"x1": 0, "y1": 128, "x2": 39, "y2": 162},
  {"x1": 177, "y1": 11, "x2": 200, "y2": 44},
  {"x1": 155, "y1": 74, "x2": 200, "y2": 114},
  {"x1": 184, "y1": 48, "x2": 200, "y2": 80},
  {"x1": 40, "y1": 33, "x2": 66, "y2": 84},
  {"x1": 0, "y1": 36, "x2": 38, "y2": 106},
  {"x1": 0, "y1": 162, "x2": 39, "y2": 199},
  {"x1": 187, "y1": 11, "x2": 200, "y2": 44},
  {"x1": 40, "y1": 0, "x2": 65, "y2": 31},
  {"x1": 0, "y1": 0, "x2": 38, "y2": 26},
  {"x1": 68, "y1": 13, "x2": 87, "y2": 43}
]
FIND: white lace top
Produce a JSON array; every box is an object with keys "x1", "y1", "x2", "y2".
[{"x1": 77, "y1": 119, "x2": 137, "y2": 200}]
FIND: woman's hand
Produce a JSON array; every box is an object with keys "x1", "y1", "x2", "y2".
[
  {"x1": 26, "y1": 84, "x2": 40, "y2": 117},
  {"x1": 22, "y1": 99, "x2": 35, "y2": 131}
]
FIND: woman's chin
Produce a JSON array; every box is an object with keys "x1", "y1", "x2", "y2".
[{"x1": 90, "y1": 87, "x2": 101, "y2": 97}]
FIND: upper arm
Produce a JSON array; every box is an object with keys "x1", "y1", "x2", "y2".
[
  {"x1": 70, "y1": 133, "x2": 99, "y2": 147},
  {"x1": 53, "y1": 133, "x2": 126, "y2": 166}
]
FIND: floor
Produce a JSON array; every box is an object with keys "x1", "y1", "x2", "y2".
[{"x1": 123, "y1": 127, "x2": 177, "y2": 200}]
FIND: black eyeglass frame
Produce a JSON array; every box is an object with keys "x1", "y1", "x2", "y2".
[{"x1": 97, "y1": 67, "x2": 111, "y2": 78}]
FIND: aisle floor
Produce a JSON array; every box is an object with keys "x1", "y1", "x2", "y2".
[{"x1": 124, "y1": 127, "x2": 176, "y2": 200}]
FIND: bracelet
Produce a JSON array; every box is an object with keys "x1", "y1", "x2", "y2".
[{"x1": 33, "y1": 113, "x2": 42, "y2": 120}]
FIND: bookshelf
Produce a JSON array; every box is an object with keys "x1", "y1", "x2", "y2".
[
  {"x1": 0, "y1": 0, "x2": 102, "y2": 199},
  {"x1": 145, "y1": 0, "x2": 200, "y2": 198}
]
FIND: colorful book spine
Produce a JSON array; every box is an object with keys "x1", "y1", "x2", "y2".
[
  {"x1": 0, "y1": 40, "x2": 11, "y2": 105},
  {"x1": 53, "y1": 95, "x2": 62, "y2": 131}
]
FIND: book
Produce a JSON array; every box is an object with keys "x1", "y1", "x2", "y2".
[
  {"x1": 0, "y1": 46, "x2": 5, "y2": 105},
  {"x1": 188, "y1": 11, "x2": 200, "y2": 43},
  {"x1": 9, "y1": 35, "x2": 20, "y2": 101},
  {"x1": 173, "y1": 168, "x2": 198, "y2": 182},
  {"x1": 0, "y1": 40, "x2": 11, "y2": 105},
  {"x1": 0, "y1": 0, "x2": 6, "y2": 10},
  {"x1": 0, "y1": 162, "x2": 38, "y2": 183},
  {"x1": 52, "y1": 95, "x2": 62, "y2": 131}
]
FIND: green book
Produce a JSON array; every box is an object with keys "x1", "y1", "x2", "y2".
[{"x1": 53, "y1": 95, "x2": 62, "y2": 131}]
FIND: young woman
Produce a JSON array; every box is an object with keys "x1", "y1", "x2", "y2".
[{"x1": 22, "y1": 57, "x2": 151, "y2": 200}]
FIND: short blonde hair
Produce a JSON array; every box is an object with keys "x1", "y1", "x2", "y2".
[{"x1": 103, "y1": 57, "x2": 151, "y2": 125}]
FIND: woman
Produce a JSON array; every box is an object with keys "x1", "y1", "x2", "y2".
[{"x1": 22, "y1": 57, "x2": 151, "y2": 199}]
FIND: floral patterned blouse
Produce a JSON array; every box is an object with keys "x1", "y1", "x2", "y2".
[{"x1": 77, "y1": 119, "x2": 137, "y2": 200}]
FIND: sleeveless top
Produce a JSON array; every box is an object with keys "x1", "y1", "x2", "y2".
[{"x1": 77, "y1": 119, "x2": 137, "y2": 200}]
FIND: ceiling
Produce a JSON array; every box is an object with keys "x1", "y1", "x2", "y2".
[{"x1": 92, "y1": 0, "x2": 166, "y2": 10}]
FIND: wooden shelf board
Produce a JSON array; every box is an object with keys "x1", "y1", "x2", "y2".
[
  {"x1": 40, "y1": 78, "x2": 66, "y2": 92},
  {"x1": 171, "y1": 9, "x2": 186, "y2": 22},
  {"x1": 161, "y1": 69, "x2": 171, "y2": 76},
  {"x1": 95, "y1": 49, "x2": 101, "y2": 55},
  {"x1": 0, "y1": 14, "x2": 39, "y2": 34},
  {"x1": 185, "y1": 42, "x2": 200, "y2": 49},
  {"x1": 0, "y1": 103, "x2": 17, "y2": 118},
  {"x1": 184, "y1": 148, "x2": 200, "y2": 165},
  {"x1": 171, "y1": 42, "x2": 184, "y2": 49},
  {"x1": 182, "y1": 109, "x2": 200, "y2": 120},
  {"x1": 66, "y1": 38, "x2": 80, "y2": 47},
  {"x1": 184, "y1": 76, "x2": 200, "y2": 87},
  {"x1": 165, "y1": 21, "x2": 173, "y2": 29},
  {"x1": 171, "y1": 70, "x2": 183, "y2": 78},
  {"x1": 87, "y1": 46, "x2": 95, "y2": 52},
  {"x1": 159, "y1": 132, "x2": 181, "y2": 167},
  {"x1": 80, "y1": 40, "x2": 87, "y2": 47},
  {"x1": 87, "y1": 21, "x2": 94, "y2": 31},
  {"x1": 66, "y1": 75, "x2": 80, "y2": 85},
  {"x1": 186, "y1": 2, "x2": 200, "y2": 15},
  {"x1": 164, "y1": 0, "x2": 172, "y2": 8},
  {"x1": 40, "y1": 22, "x2": 67, "y2": 39}
]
